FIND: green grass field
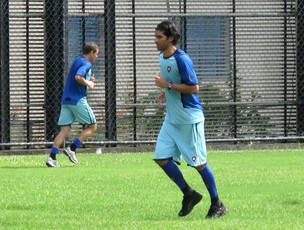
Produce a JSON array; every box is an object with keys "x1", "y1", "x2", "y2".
[{"x1": 0, "y1": 149, "x2": 303, "y2": 230}]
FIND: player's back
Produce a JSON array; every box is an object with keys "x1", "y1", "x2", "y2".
[{"x1": 61, "y1": 56, "x2": 92, "y2": 105}]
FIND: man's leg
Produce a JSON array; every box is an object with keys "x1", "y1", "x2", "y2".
[
  {"x1": 196, "y1": 164, "x2": 227, "y2": 218},
  {"x1": 156, "y1": 159, "x2": 202, "y2": 216},
  {"x1": 46, "y1": 126, "x2": 71, "y2": 167},
  {"x1": 63, "y1": 124, "x2": 97, "y2": 164}
]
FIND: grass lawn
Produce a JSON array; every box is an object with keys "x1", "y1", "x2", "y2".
[{"x1": 0, "y1": 149, "x2": 303, "y2": 229}]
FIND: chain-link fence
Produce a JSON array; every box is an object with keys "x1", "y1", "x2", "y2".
[{"x1": 0, "y1": 0, "x2": 303, "y2": 150}]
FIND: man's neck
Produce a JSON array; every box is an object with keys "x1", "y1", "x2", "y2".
[{"x1": 163, "y1": 46, "x2": 177, "y2": 58}]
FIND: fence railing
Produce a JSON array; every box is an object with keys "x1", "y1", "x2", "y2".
[{"x1": 0, "y1": 0, "x2": 303, "y2": 150}]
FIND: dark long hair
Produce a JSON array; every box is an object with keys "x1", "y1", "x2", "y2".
[{"x1": 155, "y1": 20, "x2": 180, "y2": 45}]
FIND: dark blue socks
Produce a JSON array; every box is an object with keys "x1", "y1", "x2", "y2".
[
  {"x1": 51, "y1": 146, "x2": 59, "y2": 154},
  {"x1": 161, "y1": 160, "x2": 188, "y2": 191},
  {"x1": 49, "y1": 139, "x2": 81, "y2": 160},
  {"x1": 50, "y1": 146, "x2": 59, "y2": 160},
  {"x1": 161, "y1": 161, "x2": 220, "y2": 204},
  {"x1": 199, "y1": 164, "x2": 219, "y2": 200},
  {"x1": 70, "y1": 138, "x2": 81, "y2": 151}
]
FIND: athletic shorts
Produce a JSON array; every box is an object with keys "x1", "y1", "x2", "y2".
[
  {"x1": 154, "y1": 120, "x2": 207, "y2": 167},
  {"x1": 58, "y1": 98, "x2": 96, "y2": 126}
]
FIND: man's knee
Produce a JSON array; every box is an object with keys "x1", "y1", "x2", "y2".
[
  {"x1": 155, "y1": 159, "x2": 169, "y2": 167},
  {"x1": 88, "y1": 123, "x2": 97, "y2": 132},
  {"x1": 195, "y1": 163, "x2": 207, "y2": 172}
]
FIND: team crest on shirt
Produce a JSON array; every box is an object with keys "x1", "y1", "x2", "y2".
[
  {"x1": 191, "y1": 156, "x2": 197, "y2": 162},
  {"x1": 167, "y1": 66, "x2": 171, "y2": 72}
]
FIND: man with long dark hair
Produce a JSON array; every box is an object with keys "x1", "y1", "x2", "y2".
[{"x1": 154, "y1": 20, "x2": 227, "y2": 218}]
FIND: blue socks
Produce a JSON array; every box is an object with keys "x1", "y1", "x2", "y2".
[
  {"x1": 73, "y1": 138, "x2": 81, "y2": 148},
  {"x1": 161, "y1": 160, "x2": 188, "y2": 191},
  {"x1": 49, "y1": 139, "x2": 82, "y2": 160},
  {"x1": 49, "y1": 146, "x2": 59, "y2": 160},
  {"x1": 50, "y1": 146, "x2": 59, "y2": 154},
  {"x1": 70, "y1": 138, "x2": 81, "y2": 151},
  {"x1": 199, "y1": 164, "x2": 218, "y2": 200},
  {"x1": 160, "y1": 161, "x2": 220, "y2": 204}
]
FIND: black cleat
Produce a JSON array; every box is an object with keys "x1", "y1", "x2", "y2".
[
  {"x1": 205, "y1": 201, "x2": 227, "y2": 218},
  {"x1": 178, "y1": 190, "x2": 203, "y2": 217}
]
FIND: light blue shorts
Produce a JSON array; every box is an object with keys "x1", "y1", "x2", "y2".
[
  {"x1": 154, "y1": 120, "x2": 207, "y2": 167},
  {"x1": 58, "y1": 98, "x2": 96, "y2": 126}
]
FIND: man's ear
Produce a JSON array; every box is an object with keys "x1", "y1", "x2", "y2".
[{"x1": 168, "y1": 36, "x2": 174, "y2": 43}]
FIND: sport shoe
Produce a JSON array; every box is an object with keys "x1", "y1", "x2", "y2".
[
  {"x1": 63, "y1": 147, "x2": 78, "y2": 164},
  {"x1": 205, "y1": 201, "x2": 227, "y2": 218},
  {"x1": 178, "y1": 190, "x2": 203, "y2": 217},
  {"x1": 46, "y1": 157, "x2": 58, "y2": 167}
]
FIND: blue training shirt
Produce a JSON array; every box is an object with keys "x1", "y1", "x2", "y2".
[
  {"x1": 160, "y1": 49, "x2": 204, "y2": 124},
  {"x1": 61, "y1": 56, "x2": 92, "y2": 105}
]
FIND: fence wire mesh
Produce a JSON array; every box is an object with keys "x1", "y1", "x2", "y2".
[{"x1": 0, "y1": 0, "x2": 303, "y2": 150}]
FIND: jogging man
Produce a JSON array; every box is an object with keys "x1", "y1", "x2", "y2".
[
  {"x1": 154, "y1": 20, "x2": 227, "y2": 218},
  {"x1": 46, "y1": 42, "x2": 99, "y2": 167}
]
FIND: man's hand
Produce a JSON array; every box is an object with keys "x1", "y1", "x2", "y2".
[
  {"x1": 87, "y1": 74, "x2": 95, "y2": 89},
  {"x1": 155, "y1": 72, "x2": 168, "y2": 89},
  {"x1": 90, "y1": 74, "x2": 96, "y2": 83},
  {"x1": 87, "y1": 81, "x2": 94, "y2": 89},
  {"x1": 75, "y1": 74, "x2": 95, "y2": 89},
  {"x1": 156, "y1": 91, "x2": 166, "y2": 103}
]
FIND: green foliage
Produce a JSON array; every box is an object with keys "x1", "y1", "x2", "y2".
[
  {"x1": 136, "y1": 91, "x2": 165, "y2": 139},
  {"x1": 236, "y1": 91, "x2": 271, "y2": 137},
  {"x1": 0, "y1": 149, "x2": 303, "y2": 229},
  {"x1": 201, "y1": 81, "x2": 271, "y2": 138},
  {"x1": 200, "y1": 83, "x2": 234, "y2": 138}
]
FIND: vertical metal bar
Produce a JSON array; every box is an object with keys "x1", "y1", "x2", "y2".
[
  {"x1": 232, "y1": 0, "x2": 237, "y2": 139},
  {"x1": 104, "y1": 0, "x2": 117, "y2": 144},
  {"x1": 183, "y1": 0, "x2": 187, "y2": 52},
  {"x1": 297, "y1": 0, "x2": 304, "y2": 136},
  {"x1": 81, "y1": 0, "x2": 86, "y2": 144},
  {"x1": 45, "y1": 0, "x2": 65, "y2": 142},
  {"x1": 178, "y1": 0, "x2": 187, "y2": 51},
  {"x1": 284, "y1": 0, "x2": 288, "y2": 137},
  {"x1": 26, "y1": 0, "x2": 30, "y2": 146},
  {"x1": 132, "y1": 0, "x2": 137, "y2": 144},
  {"x1": 0, "y1": 0, "x2": 10, "y2": 149},
  {"x1": 82, "y1": 0, "x2": 86, "y2": 45}
]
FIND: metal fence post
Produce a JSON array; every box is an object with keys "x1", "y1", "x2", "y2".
[
  {"x1": 45, "y1": 0, "x2": 66, "y2": 142},
  {"x1": 0, "y1": 0, "x2": 10, "y2": 150},
  {"x1": 104, "y1": 0, "x2": 117, "y2": 143},
  {"x1": 232, "y1": 0, "x2": 238, "y2": 139},
  {"x1": 297, "y1": 0, "x2": 304, "y2": 136},
  {"x1": 131, "y1": 0, "x2": 137, "y2": 144}
]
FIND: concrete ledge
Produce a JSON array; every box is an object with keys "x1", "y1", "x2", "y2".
[{"x1": 0, "y1": 142, "x2": 303, "y2": 156}]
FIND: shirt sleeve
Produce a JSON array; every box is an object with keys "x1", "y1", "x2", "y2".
[
  {"x1": 176, "y1": 53, "x2": 199, "y2": 85},
  {"x1": 76, "y1": 61, "x2": 92, "y2": 77}
]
